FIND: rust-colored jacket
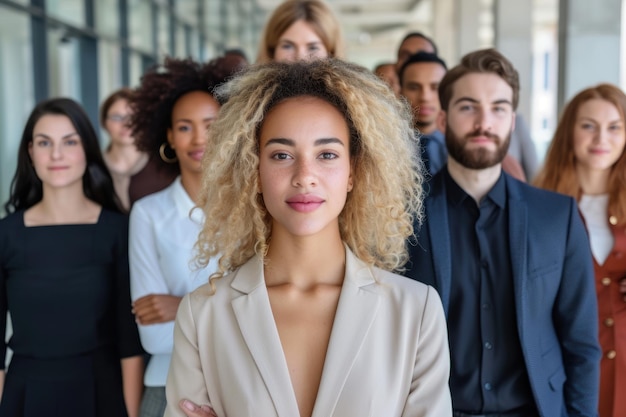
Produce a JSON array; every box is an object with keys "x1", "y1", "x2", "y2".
[{"x1": 594, "y1": 215, "x2": 626, "y2": 417}]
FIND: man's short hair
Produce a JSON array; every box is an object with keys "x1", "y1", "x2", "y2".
[
  {"x1": 398, "y1": 52, "x2": 447, "y2": 85},
  {"x1": 399, "y1": 32, "x2": 438, "y2": 55},
  {"x1": 438, "y1": 48, "x2": 519, "y2": 111}
]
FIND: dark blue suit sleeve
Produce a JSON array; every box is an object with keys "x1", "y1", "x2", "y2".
[{"x1": 553, "y1": 198, "x2": 600, "y2": 416}]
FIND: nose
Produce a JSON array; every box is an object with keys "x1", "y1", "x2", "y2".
[
  {"x1": 421, "y1": 87, "x2": 436, "y2": 102},
  {"x1": 296, "y1": 47, "x2": 311, "y2": 61},
  {"x1": 292, "y1": 158, "x2": 317, "y2": 188},
  {"x1": 50, "y1": 142, "x2": 63, "y2": 160},
  {"x1": 191, "y1": 126, "x2": 206, "y2": 144},
  {"x1": 596, "y1": 127, "x2": 611, "y2": 144},
  {"x1": 474, "y1": 108, "x2": 493, "y2": 132}
]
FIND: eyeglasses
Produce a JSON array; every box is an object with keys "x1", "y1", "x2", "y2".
[{"x1": 107, "y1": 114, "x2": 131, "y2": 123}]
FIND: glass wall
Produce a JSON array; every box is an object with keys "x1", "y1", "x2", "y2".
[{"x1": 0, "y1": 6, "x2": 34, "y2": 210}]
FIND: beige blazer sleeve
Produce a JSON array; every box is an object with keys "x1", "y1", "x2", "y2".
[
  {"x1": 164, "y1": 293, "x2": 211, "y2": 417},
  {"x1": 403, "y1": 285, "x2": 451, "y2": 416}
]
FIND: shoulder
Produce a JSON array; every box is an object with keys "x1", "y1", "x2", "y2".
[
  {"x1": 369, "y1": 266, "x2": 442, "y2": 313},
  {"x1": 0, "y1": 211, "x2": 24, "y2": 253},
  {"x1": 130, "y1": 180, "x2": 178, "y2": 220},
  {"x1": 133, "y1": 181, "x2": 176, "y2": 211},
  {"x1": 507, "y1": 176, "x2": 575, "y2": 209},
  {"x1": 99, "y1": 208, "x2": 128, "y2": 227},
  {"x1": 0, "y1": 211, "x2": 24, "y2": 229}
]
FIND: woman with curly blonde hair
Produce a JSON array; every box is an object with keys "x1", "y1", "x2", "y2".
[
  {"x1": 165, "y1": 59, "x2": 451, "y2": 417},
  {"x1": 534, "y1": 83, "x2": 626, "y2": 417},
  {"x1": 256, "y1": 0, "x2": 343, "y2": 63}
]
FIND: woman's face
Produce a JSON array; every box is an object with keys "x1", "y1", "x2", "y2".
[
  {"x1": 167, "y1": 91, "x2": 220, "y2": 178},
  {"x1": 258, "y1": 96, "x2": 352, "y2": 240},
  {"x1": 273, "y1": 19, "x2": 329, "y2": 62},
  {"x1": 28, "y1": 114, "x2": 87, "y2": 190},
  {"x1": 104, "y1": 99, "x2": 134, "y2": 146},
  {"x1": 573, "y1": 98, "x2": 625, "y2": 173}
]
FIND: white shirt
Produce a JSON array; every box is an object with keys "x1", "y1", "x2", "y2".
[
  {"x1": 579, "y1": 194, "x2": 614, "y2": 265},
  {"x1": 129, "y1": 177, "x2": 218, "y2": 386}
]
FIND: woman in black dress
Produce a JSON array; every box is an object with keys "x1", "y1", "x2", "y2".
[{"x1": 0, "y1": 98, "x2": 145, "y2": 417}]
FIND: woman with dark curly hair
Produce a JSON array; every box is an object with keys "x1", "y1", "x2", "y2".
[
  {"x1": 0, "y1": 98, "x2": 144, "y2": 417},
  {"x1": 127, "y1": 56, "x2": 237, "y2": 417}
]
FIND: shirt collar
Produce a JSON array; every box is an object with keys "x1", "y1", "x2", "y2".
[
  {"x1": 171, "y1": 176, "x2": 204, "y2": 223},
  {"x1": 444, "y1": 167, "x2": 507, "y2": 209}
]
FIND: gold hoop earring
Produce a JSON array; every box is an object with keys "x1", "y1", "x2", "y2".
[{"x1": 159, "y1": 142, "x2": 178, "y2": 164}]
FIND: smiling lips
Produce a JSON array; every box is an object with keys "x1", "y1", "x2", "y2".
[
  {"x1": 189, "y1": 149, "x2": 205, "y2": 161},
  {"x1": 286, "y1": 194, "x2": 325, "y2": 212}
]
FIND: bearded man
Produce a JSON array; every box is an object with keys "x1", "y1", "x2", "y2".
[{"x1": 404, "y1": 48, "x2": 600, "y2": 417}]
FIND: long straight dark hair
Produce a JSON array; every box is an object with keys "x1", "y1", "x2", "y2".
[{"x1": 4, "y1": 97, "x2": 122, "y2": 214}]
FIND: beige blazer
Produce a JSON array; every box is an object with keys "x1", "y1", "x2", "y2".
[{"x1": 164, "y1": 247, "x2": 452, "y2": 417}]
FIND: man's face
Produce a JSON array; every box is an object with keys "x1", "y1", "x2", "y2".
[
  {"x1": 400, "y1": 62, "x2": 447, "y2": 133},
  {"x1": 396, "y1": 36, "x2": 436, "y2": 71},
  {"x1": 439, "y1": 72, "x2": 516, "y2": 169}
]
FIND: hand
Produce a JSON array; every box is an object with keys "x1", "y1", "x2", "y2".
[
  {"x1": 132, "y1": 294, "x2": 182, "y2": 325},
  {"x1": 179, "y1": 399, "x2": 217, "y2": 417}
]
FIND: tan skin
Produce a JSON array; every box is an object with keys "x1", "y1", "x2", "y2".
[
  {"x1": 9, "y1": 114, "x2": 144, "y2": 417},
  {"x1": 178, "y1": 96, "x2": 353, "y2": 417},
  {"x1": 132, "y1": 91, "x2": 220, "y2": 325}
]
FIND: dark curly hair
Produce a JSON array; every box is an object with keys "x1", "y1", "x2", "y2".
[{"x1": 128, "y1": 56, "x2": 239, "y2": 162}]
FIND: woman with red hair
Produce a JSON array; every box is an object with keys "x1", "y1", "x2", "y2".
[{"x1": 535, "y1": 83, "x2": 626, "y2": 417}]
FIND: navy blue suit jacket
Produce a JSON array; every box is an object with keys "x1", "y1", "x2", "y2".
[{"x1": 405, "y1": 169, "x2": 601, "y2": 417}]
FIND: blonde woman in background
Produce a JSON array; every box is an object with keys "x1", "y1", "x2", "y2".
[
  {"x1": 256, "y1": 0, "x2": 343, "y2": 63},
  {"x1": 534, "y1": 83, "x2": 626, "y2": 417}
]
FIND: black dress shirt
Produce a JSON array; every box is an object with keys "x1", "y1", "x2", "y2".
[{"x1": 444, "y1": 169, "x2": 536, "y2": 414}]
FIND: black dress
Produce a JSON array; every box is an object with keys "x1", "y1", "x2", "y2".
[{"x1": 0, "y1": 209, "x2": 144, "y2": 417}]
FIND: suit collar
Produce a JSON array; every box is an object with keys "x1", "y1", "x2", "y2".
[
  {"x1": 313, "y1": 248, "x2": 379, "y2": 416},
  {"x1": 425, "y1": 171, "x2": 453, "y2": 313},
  {"x1": 230, "y1": 245, "x2": 380, "y2": 417}
]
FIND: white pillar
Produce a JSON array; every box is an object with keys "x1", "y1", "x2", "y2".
[
  {"x1": 432, "y1": 0, "x2": 457, "y2": 65},
  {"x1": 456, "y1": 0, "x2": 483, "y2": 58},
  {"x1": 557, "y1": 0, "x2": 622, "y2": 110},
  {"x1": 494, "y1": 0, "x2": 533, "y2": 120}
]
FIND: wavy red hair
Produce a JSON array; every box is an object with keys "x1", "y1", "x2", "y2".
[{"x1": 534, "y1": 83, "x2": 626, "y2": 225}]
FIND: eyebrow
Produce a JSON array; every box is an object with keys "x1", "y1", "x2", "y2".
[
  {"x1": 579, "y1": 117, "x2": 623, "y2": 124},
  {"x1": 33, "y1": 132, "x2": 79, "y2": 140},
  {"x1": 453, "y1": 97, "x2": 512, "y2": 106},
  {"x1": 264, "y1": 137, "x2": 345, "y2": 147},
  {"x1": 173, "y1": 117, "x2": 216, "y2": 123},
  {"x1": 279, "y1": 39, "x2": 322, "y2": 46}
]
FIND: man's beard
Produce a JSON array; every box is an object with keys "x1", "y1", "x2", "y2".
[{"x1": 445, "y1": 124, "x2": 511, "y2": 169}]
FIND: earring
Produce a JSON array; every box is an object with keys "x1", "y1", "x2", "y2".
[{"x1": 159, "y1": 142, "x2": 178, "y2": 164}]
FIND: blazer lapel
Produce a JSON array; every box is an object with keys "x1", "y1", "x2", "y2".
[
  {"x1": 230, "y1": 256, "x2": 301, "y2": 417},
  {"x1": 312, "y1": 248, "x2": 379, "y2": 417},
  {"x1": 426, "y1": 174, "x2": 453, "y2": 315},
  {"x1": 506, "y1": 177, "x2": 530, "y2": 344}
]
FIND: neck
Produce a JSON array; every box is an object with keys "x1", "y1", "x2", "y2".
[
  {"x1": 264, "y1": 228, "x2": 346, "y2": 289},
  {"x1": 447, "y1": 156, "x2": 502, "y2": 204},
  {"x1": 105, "y1": 143, "x2": 145, "y2": 173},
  {"x1": 180, "y1": 171, "x2": 202, "y2": 203},
  {"x1": 34, "y1": 186, "x2": 98, "y2": 223},
  {"x1": 416, "y1": 122, "x2": 437, "y2": 135},
  {"x1": 576, "y1": 166, "x2": 610, "y2": 195}
]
